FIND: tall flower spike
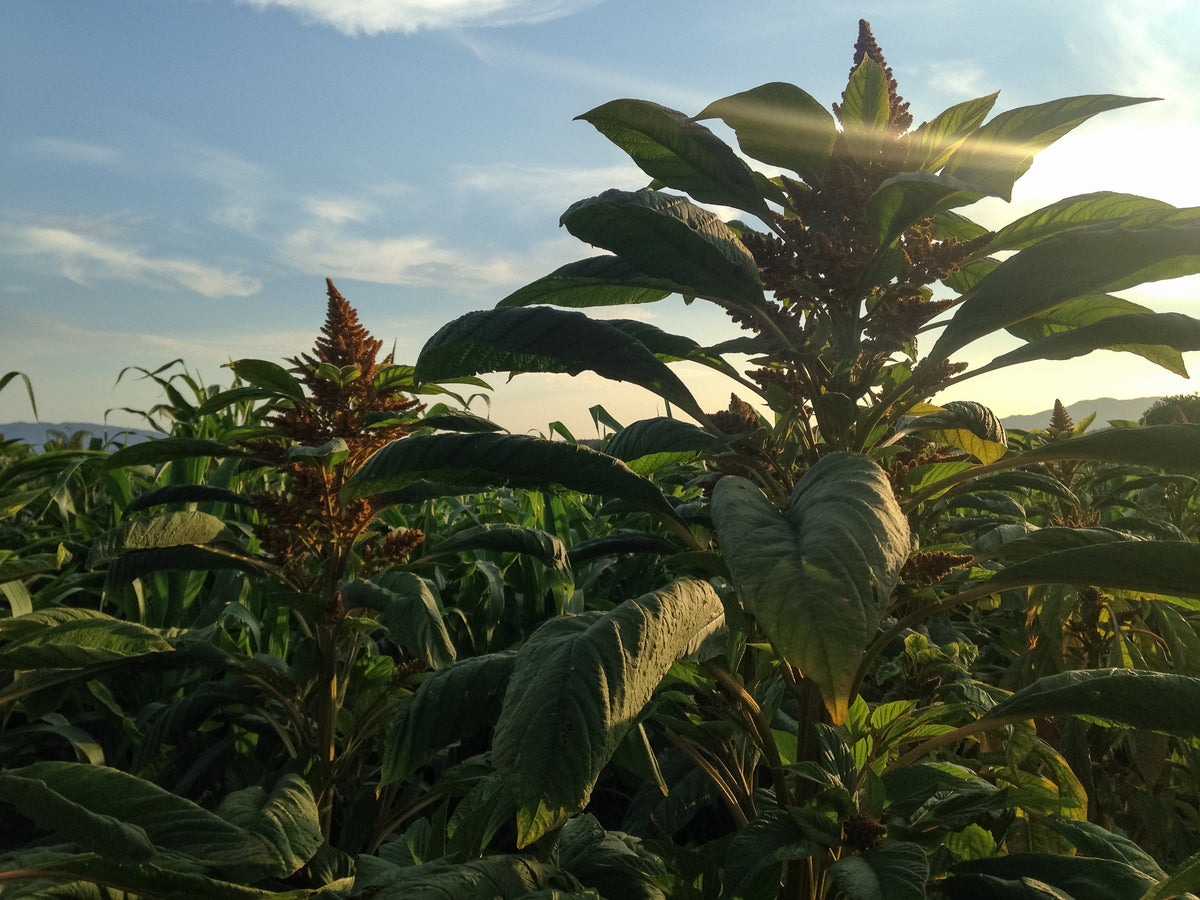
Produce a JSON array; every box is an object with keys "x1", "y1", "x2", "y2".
[
  {"x1": 833, "y1": 19, "x2": 913, "y2": 133},
  {"x1": 1048, "y1": 399, "x2": 1074, "y2": 435}
]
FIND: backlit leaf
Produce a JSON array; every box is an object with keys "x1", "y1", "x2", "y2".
[{"x1": 496, "y1": 256, "x2": 687, "y2": 309}]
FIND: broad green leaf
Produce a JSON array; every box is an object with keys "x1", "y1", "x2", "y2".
[
  {"x1": 1140, "y1": 849, "x2": 1200, "y2": 900},
  {"x1": 417, "y1": 410, "x2": 505, "y2": 433},
  {"x1": 124, "y1": 484, "x2": 255, "y2": 513},
  {"x1": 829, "y1": 840, "x2": 929, "y2": 900},
  {"x1": 106, "y1": 437, "x2": 246, "y2": 469},
  {"x1": 711, "y1": 453, "x2": 910, "y2": 723},
  {"x1": 430, "y1": 523, "x2": 568, "y2": 574},
  {"x1": 87, "y1": 511, "x2": 227, "y2": 568},
  {"x1": 414, "y1": 306, "x2": 705, "y2": 421},
  {"x1": 224, "y1": 358, "x2": 305, "y2": 402},
  {"x1": 986, "y1": 668, "x2": 1200, "y2": 736},
  {"x1": 0, "y1": 615, "x2": 172, "y2": 668},
  {"x1": 695, "y1": 81, "x2": 838, "y2": 182},
  {"x1": 557, "y1": 814, "x2": 666, "y2": 900},
  {"x1": 906, "y1": 92, "x2": 999, "y2": 171},
  {"x1": 559, "y1": 189, "x2": 766, "y2": 311},
  {"x1": 492, "y1": 579, "x2": 724, "y2": 846},
  {"x1": 941, "y1": 872, "x2": 1078, "y2": 899},
  {"x1": 865, "y1": 172, "x2": 984, "y2": 249},
  {"x1": 604, "y1": 417, "x2": 718, "y2": 473},
  {"x1": 382, "y1": 651, "x2": 517, "y2": 784},
  {"x1": 104, "y1": 545, "x2": 269, "y2": 585},
  {"x1": 1044, "y1": 818, "x2": 1165, "y2": 880},
  {"x1": 288, "y1": 436, "x2": 350, "y2": 469},
  {"x1": 566, "y1": 532, "x2": 680, "y2": 566},
  {"x1": 976, "y1": 526, "x2": 1138, "y2": 562},
  {"x1": 839, "y1": 58, "x2": 891, "y2": 166},
  {"x1": 987, "y1": 192, "x2": 1175, "y2": 252},
  {"x1": 0, "y1": 553, "x2": 62, "y2": 585},
  {"x1": 577, "y1": 98, "x2": 771, "y2": 219},
  {"x1": 0, "y1": 762, "x2": 315, "y2": 876},
  {"x1": 942, "y1": 94, "x2": 1156, "y2": 201},
  {"x1": 345, "y1": 433, "x2": 681, "y2": 523},
  {"x1": 212, "y1": 775, "x2": 323, "y2": 881},
  {"x1": 603, "y1": 319, "x2": 746, "y2": 382},
  {"x1": 971, "y1": 312, "x2": 1200, "y2": 378},
  {"x1": 1014, "y1": 424, "x2": 1200, "y2": 472},
  {"x1": 899, "y1": 400, "x2": 1007, "y2": 464},
  {"x1": 724, "y1": 808, "x2": 824, "y2": 896},
  {"x1": 496, "y1": 256, "x2": 686, "y2": 309},
  {"x1": 354, "y1": 852, "x2": 579, "y2": 899},
  {"x1": 951, "y1": 853, "x2": 1155, "y2": 900},
  {"x1": 342, "y1": 573, "x2": 456, "y2": 670},
  {"x1": 931, "y1": 210, "x2": 1200, "y2": 359}
]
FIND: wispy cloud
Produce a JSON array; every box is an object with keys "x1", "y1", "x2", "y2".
[
  {"x1": 19, "y1": 137, "x2": 124, "y2": 167},
  {"x1": 8, "y1": 223, "x2": 261, "y2": 298},
  {"x1": 454, "y1": 162, "x2": 646, "y2": 214},
  {"x1": 238, "y1": 0, "x2": 603, "y2": 36}
]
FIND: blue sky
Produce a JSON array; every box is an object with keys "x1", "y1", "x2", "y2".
[{"x1": 3, "y1": 0, "x2": 1200, "y2": 436}]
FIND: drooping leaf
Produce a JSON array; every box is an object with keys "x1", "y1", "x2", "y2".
[
  {"x1": 0, "y1": 614, "x2": 173, "y2": 669},
  {"x1": 0, "y1": 554, "x2": 62, "y2": 585},
  {"x1": 559, "y1": 189, "x2": 766, "y2": 311},
  {"x1": 1043, "y1": 818, "x2": 1165, "y2": 880},
  {"x1": 381, "y1": 651, "x2": 517, "y2": 784},
  {"x1": 566, "y1": 532, "x2": 680, "y2": 566},
  {"x1": 124, "y1": 484, "x2": 255, "y2": 513},
  {"x1": 496, "y1": 256, "x2": 687, "y2": 309},
  {"x1": 970, "y1": 312, "x2": 1200, "y2": 378},
  {"x1": 414, "y1": 306, "x2": 704, "y2": 420},
  {"x1": 1015, "y1": 424, "x2": 1200, "y2": 472},
  {"x1": 1140, "y1": 849, "x2": 1200, "y2": 900},
  {"x1": 414, "y1": 410, "x2": 504, "y2": 433},
  {"x1": 695, "y1": 81, "x2": 838, "y2": 183},
  {"x1": 577, "y1": 99, "x2": 771, "y2": 219},
  {"x1": 950, "y1": 853, "x2": 1154, "y2": 900},
  {"x1": 492, "y1": 579, "x2": 725, "y2": 846},
  {"x1": 931, "y1": 209, "x2": 1200, "y2": 360},
  {"x1": 711, "y1": 453, "x2": 910, "y2": 723},
  {"x1": 899, "y1": 400, "x2": 1007, "y2": 464},
  {"x1": 211, "y1": 775, "x2": 324, "y2": 881},
  {"x1": 976, "y1": 526, "x2": 1139, "y2": 562},
  {"x1": 604, "y1": 417, "x2": 719, "y2": 472},
  {"x1": 106, "y1": 438, "x2": 247, "y2": 470},
  {"x1": 87, "y1": 511, "x2": 227, "y2": 569},
  {"x1": 341, "y1": 572, "x2": 456, "y2": 670},
  {"x1": 865, "y1": 172, "x2": 984, "y2": 250},
  {"x1": 354, "y1": 852, "x2": 580, "y2": 900},
  {"x1": 941, "y1": 94, "x2": 1156, "y2": 201},
  {"x1": 985, "y1": 668, "x2": 1200, "y2": 736},
  {"x1": 104, "y1": 545, "x2": 269, "y2": 585},
  {"x1": 224, "y1": 358, "x2": 305, "y2": 402},
  {"x1": 828, "y1": 840, "x2": 929, "y2": 900},
  {"x1": 344, "y1": 433, "x2": 681, "y2": 523},
  {"x1": 429, "y1": 524, "x2": 568, "y2": 574},
  {"x1": 905, "y1": 92, "x2": 999, "y2": 172}
]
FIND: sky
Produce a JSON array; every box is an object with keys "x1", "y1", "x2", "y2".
[{"x1": 3, "y1": 0, "x2": 1200, "y2": 438}]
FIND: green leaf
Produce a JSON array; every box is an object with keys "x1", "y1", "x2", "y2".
[
  {"x1": 106, "y1": 438, "x2": 246, "y2": 469},
  {"x1": 973, "y1": 312, "x2": 1200, "y2": 378},
  {"x1": 951, "y1": 854, "x2": 1155, "y2": 900},
  {"x1": 986, "y1": 192, "x2": 1175, "y2": 253},
  {"x1": 0, "y1": 370, "x2": 38, "y2": 418},
  {"x1": 900, "y1": 400, "x2": 1007, "y2": 464},
  {"x1": 492, "y1": 579, "x2": 724, "y2": 847},
  {"x1": 212, "y1": 775, "x2": 323, "y2": 881},
  {"x1": 865, "y1": 172, "x2": 984, "y2": 249},
  {"x1": 932, "y1": 209, "x2": 1200, "y2": 359},
  {"x1": 354, "y1": 852, "x2": 579, "y2": 899},
  {"x1": 1044, "y1": 818, "x2": 1165, "y2": 880},
  {"x1": 839, "y1": 58, "x2": 891, "y2": 166},
  {"x1": 0, "y1": 553, "x2": 62, "y2": 585},
  {"x1": 986, "y1": 668, "x2": 1200, "y2": 736},
  {"x1": 416, "y1": 410, "x2": 505, "y2": 433},
  {"x1": 566, "y1": 532, "x2": 680, "y2": 566},
  {"x1": 345, "y1": 433, "x2": 681, "y2": 523},
  {"x1": 829, "y1": 840, "x2": 929, "y2": 900},
  {"x1": 382, "y1": 651, "x2": 517, "y2": 784},
  {"x1": 496, "y1": 256, "x2": 687, "y2": 309},
  {"x1": 942, "y1": 94, "x2": 1156, "y2": 201},
  {"x1": 87, "y1": 511, "x2": 227, "y2": 568},
  {"x1": 577, "y1": 99, "x2": 771, "y2": 219},
  {"x1": 414, "y1": 306, "x2": 705, "y2": 421},
  {"x1": 224, "y1": 358, "x2": 305, "y2": 402},
  {"x1": 103, "y1": 545, "x2": 268, "y2": 585},
  {"x1": 124, "y1": 484, "x2": 255, "y2": 513},
  {"x1": 905, "y1": 92, "x2": 999, "y2": 172},
  {"x1": 976, "y1": 526, "x2": 1138, "y2": 562},
  {"x1": 430, "y1": 523, "x2": 568, "y2": 573},
  {"x1": 604, "y1": 417, "x2": 718, "y2": 473},
  {"x1": 695, "y1": 81, "x2": 838, "y2": 182},
  {"x1": 559, "y1": 189, "x2": 766, "y2": 311},
  {"x1": 1140, "y1": 848, "x2": 1200, "y2": 900},
  {"x1": 342, "y1": 573, "x2": 456, "y2": 670},
  {"x1": 288, "y1": 436, "x2": 350, "y2": 469},
  {"x1": 0, "y1": 614, "x2": 172, "y2": 668},
  {"x1": 711, "y1": 453, "x2": 910, "y2": 723},
  {"x1": 941, "y1": 872, "x2": 1087, "y2": 899},
  {"x1": 1015, "y1": 424, "x2": 1200, "y2": 472}
]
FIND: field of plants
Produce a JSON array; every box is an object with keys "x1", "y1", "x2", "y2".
[{"x1": 7, "y1": 21, "x2": 1200, "y2": 899}]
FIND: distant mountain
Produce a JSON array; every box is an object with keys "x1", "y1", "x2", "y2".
[
  {"x1": 0, "y1": 421, "x2": 161, "y2": 449},
  {"x1": 999, "y1": 397, "x2": 1160, "y2": 431}
]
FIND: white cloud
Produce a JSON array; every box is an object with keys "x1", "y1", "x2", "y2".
[
  {"x1": 238, "y1": 0, "x2": 603, "y2": 36},
  {"x1": 11, "y1": 225, "x2": 261, "y2": 298},
  {"x1": 304, "y1": 195, "x2": 378, "y2": 224},
  {"x1": 21, "y1": 138, "x2": 123, "y2": 167},
  {"x1": 454, "y1": 162, "x2": 646, "y2": 212}
]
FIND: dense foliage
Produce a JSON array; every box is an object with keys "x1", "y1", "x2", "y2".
[{"x1": 5, "y1": 21, "x2": 1200, "y2": 900}]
